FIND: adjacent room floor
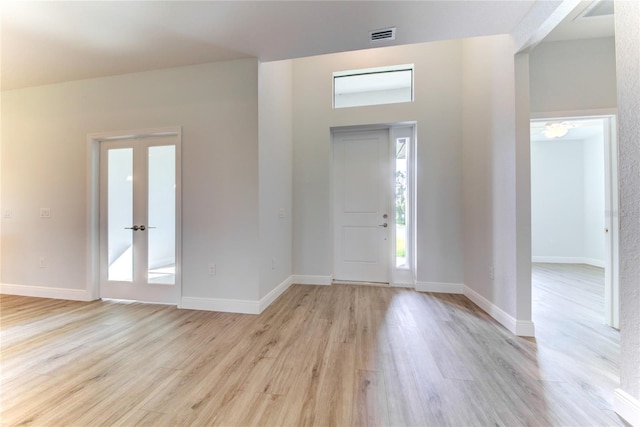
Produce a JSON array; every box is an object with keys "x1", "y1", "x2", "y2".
[{"x1": 0, "y1": 264, "x2": 627, "y2": 426}]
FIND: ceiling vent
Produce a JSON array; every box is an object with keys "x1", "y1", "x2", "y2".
[
  {"x1": 370, "y1": 27, "x2": 396, "y2": 43},
  {"x1": 577, "y1": 0, "x2": 614, "y2": 19}
]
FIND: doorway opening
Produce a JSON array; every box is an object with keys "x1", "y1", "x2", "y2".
[
  {"x1": 331, "y1": 124, "x2": 415, "y2": 286},
  {"x1": 530, "y1": 115, "x2": 618, "y2": 328}
]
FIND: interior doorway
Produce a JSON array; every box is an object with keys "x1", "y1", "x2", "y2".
[{"x1": 530, "y1": 115, "x2": 618, "y2": 327}]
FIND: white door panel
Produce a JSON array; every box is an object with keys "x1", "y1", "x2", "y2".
[
  {"x1": 343, "y1": 226, "x2": 380, "y2": 262},
  {"x1": 333, "y1": 130, "x2": 391, "y2": 283}
]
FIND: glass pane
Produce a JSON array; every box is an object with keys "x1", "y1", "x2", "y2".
[
  {"x1": 395, "y1": 138, "x2": 408, "y2": 268},
  {"x1": 334, "y1": 67, "x2": 412, "y2": 109},
  {"x1": 108, "y1": 148, "x2": 133, "y2": 282},
  {"x1": 147, "y1": 146, "x2": 176, "y2": 284}
]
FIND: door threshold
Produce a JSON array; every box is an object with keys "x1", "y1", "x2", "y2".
[{"x1": 332, "y1": 280, "x2": 390, "y2": 287}]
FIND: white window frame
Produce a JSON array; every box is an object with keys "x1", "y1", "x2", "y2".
[{"x1": 333, "y1": 64, "x2": 414, "y2": 109}]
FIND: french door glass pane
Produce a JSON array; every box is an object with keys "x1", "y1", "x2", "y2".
[
  {"x1": 147, "y1": 146, "x2": 176, "y2": 284},
  {"x1": 108, "y1": 148, "x2": 133, "y2": 282}
]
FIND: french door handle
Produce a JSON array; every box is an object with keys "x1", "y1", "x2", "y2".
[
  {"x1": 379, "y1": 223, "x2": 388, "y2": 228},
  {"x1": 125, "y1": 225, "x2": 156, "y2": 231}
]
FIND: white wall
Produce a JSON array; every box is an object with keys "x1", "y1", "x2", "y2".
[
  {"x1": 531, "y1": 134, "x2": 605, "y2": 266},
  {"x1": 462, "y1": 34, "x2": 533, "y2": 334},
  {"x1": 1, "y1": 59, "x2": 261, "y2": 302},
  {"x1": 531, "y1": 139, "x2": 586, "y2": 258},
  {"x1": 614, "y1": 1, "x2": 640, "y2": 423},
  {"x1": 258, "y1": 60, "x2": 293, "y2": 298},
  {"x1": 530, "y1": 37, "x2": 617, "y2": 113},
  {"x1": 291, "y1": 40, "x2": 464, "y2": 287}
]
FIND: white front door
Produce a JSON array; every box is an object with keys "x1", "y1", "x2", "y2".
[
  {"x1": 99, "y1": 135, "x2": 180, "y2": 303},
  {"x1": 333, "y1": 129, "x2": 391, "y2": 283}
]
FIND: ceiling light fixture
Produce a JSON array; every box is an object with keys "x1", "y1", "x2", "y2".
[{"x1": 543, "y1": 121, "x2": 579, "y2": 138}]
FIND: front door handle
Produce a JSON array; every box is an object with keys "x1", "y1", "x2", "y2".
[{"x1": 379, "y1": 223, "x2": 388, "y2": 228}]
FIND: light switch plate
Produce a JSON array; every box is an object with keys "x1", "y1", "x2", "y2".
[
  {"x1": 40, "y1": 208, "x2": 51, "y2": 218},
  {"x1": 3, "y1": 209, "x2": 11, "y2": 218}
]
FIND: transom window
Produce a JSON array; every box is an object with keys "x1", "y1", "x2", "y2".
[{"x1": 333, "y1": 64, "x2": 414, "y2": 109}]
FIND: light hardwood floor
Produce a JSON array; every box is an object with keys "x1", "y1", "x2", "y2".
[{"x1": 0, "y1": 264, "x2": 628, "y2": 426}]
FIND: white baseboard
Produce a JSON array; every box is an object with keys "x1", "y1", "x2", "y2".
[
  {"x1": 615, "y1": 388, "x2": 640, "y2": 427},
  {"x1": 582, "y1": 258, "x2": 605, "y2": 268},
  {"x1": 532, "y1": 256, "x2": 605, "y2": 268},
  {"x1": 463, "y1": 285, "x2": 535, "y2": 337},
  {"x1": 413, "y1": 281, "x2": 535, "y2": 337},
  {"x1": 0, "y1": 283, "x2": 94, "y2": 301},
  {"x1": 515, "y1": 320, "x2": 536, "y2": 337},
  {"x1": 259, "y1": 276, "x2": 293, "y2": 312},
  {"x1": 292, "y1": 275, "x2": 332, "y2": 286},
  {"x1": 179, "y1": 276, "x2": 293, "y2": 315},
  {"x1": 179, "y1": 296, "x2": 260, "y2": 314},
  {"x1": 416, "y1": 281, "x2": 464, "y2": 294},
  {"x1": 391, "y1": 281, "x2": 415, "y2": 288}
]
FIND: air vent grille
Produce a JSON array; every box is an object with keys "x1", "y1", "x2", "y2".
[{"x1": 370, "y1": 27, "x2": 396, "y2": 42}]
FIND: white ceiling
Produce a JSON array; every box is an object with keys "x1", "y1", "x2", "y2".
[
  {"x1": 2, "y1": 1, "x2": 544, "y2": 91},
  {"x1": 2, "y1": 1, "x2": 614, "y2": 92}
]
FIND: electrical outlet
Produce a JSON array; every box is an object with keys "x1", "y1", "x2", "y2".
[
  {"x1": 271, "y1": 258, "x2": 276, "y2": 270},
  {"x1": 39, "y1": 257, "x2": 47, "y2": 269},
  {"x1": 208, "y1": 264, "x2": 216, "y2": 276},
  {"x1": 278, "y1": 208, "x2": 285, "y2": 219},
  {"x1": 40, "y1": 208, "x2": 51, "y2": 218},
  {"x1": 489, "y1": 267, "x2": 495, "y2": 280}
]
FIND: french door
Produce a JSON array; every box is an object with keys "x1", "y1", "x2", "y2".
[
  {"x1": 99, "y1": 134, "x2": 180, "y2": 303},
  {"x1": 333, "y1": 129, "x2": 391, "y2": 283}
]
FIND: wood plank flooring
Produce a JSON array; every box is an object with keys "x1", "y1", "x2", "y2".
[{"x1": 0, "y1": 264, "x2": 628, "y2": 426}]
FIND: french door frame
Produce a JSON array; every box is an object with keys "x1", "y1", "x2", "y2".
[
  {"x1": 330, "y1": 123, "x2": 416, "y2": 287},
  {"x1": 86, "y1": 126, "x2": 182, "y2": 303}
]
